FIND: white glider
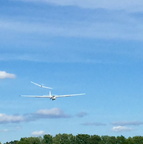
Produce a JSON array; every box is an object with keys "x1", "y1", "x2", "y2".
[
  {"x1": 21, "y1": 91, "x2": 85, "y2": 100},
  {"x1": 31, "y1": 81, "x2": 53, "y2": 89}
]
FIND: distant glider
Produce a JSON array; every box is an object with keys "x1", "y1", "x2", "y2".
[
  {"x1": 31, "y1": 81, "x2": 53, "y2": 89},
  {"x1": 21, "y1": 91, "x2": 85, "y2": 100}
]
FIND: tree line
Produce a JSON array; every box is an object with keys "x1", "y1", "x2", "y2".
[{"x1": 3, "y1": 134, "x2": 143, "y2": 144}]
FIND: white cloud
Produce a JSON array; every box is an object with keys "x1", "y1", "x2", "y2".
[
  {"x1": 0, "y1": 113, "x2": 24, "y2": 124},
  {"x1": 112, "y1": 126, "x2": 132, "y2": 132},
  {"x1": 36, "y1": 108, "x2": 62, "y2": 115},
  {"x1": 35, "y1": 108, "x2": 70, "y2": 118},
  {"x1": 0, "y1": 71, "x2": 16, "y2": 79},
  {"x1": 32, "y1": 130, "x2": 45, "y2": 136}
]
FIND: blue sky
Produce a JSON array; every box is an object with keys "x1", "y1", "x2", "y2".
[{"x1": 1, "y1": 0, "x2": 143, "y2": 143}]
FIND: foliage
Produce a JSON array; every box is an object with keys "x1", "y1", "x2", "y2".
[
  {"x1": 43, "y1": 134, "x2": 53, "y2": 144},
  {"x1": 4, "y1": 134, "x2": 143, "y2": 144}
]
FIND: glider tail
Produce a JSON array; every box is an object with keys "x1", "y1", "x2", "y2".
[{"x1": 49, "y1": 91, "x2": 52, "y2": 96}]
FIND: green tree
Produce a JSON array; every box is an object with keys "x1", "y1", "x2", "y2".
[
  {"x1": 60, "y1": 134, "x2": 73, "y2": 144},
  {"x1": 100, "y1": 136, "x2": 117, "y2": 144},
  {"x1": 53, "y1": 134, "x2": 75, "y2": 144},
  {"x1": 116, "y1": 136, "x2": 127, "y2": 144},
  {"x1": 53, "y1": 134, "x2": 62, "y2": 144},
  {"x1": 43, "y1": 134, "x2": 53, "y2": 144},
  {"x1": 89, "y1": 135, "x2": 101, "y2": 144},
  {"x1": 18, "y1": 137, "x2": 41, "y2": 144},
  {"x1": 75, "y1": 134, "x2": 90, "y2": 144},
  {"x1": 131, "y1": 136, "x2": 143, "y2": 144},
  {"x1": 126, "y1": 137, "x2": 134, "y2": 144},
  {"x1": 4, "y1": 141, "x2": 18, "y2": 144}
]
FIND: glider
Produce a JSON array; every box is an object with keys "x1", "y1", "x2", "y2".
[
  {"x1": 21, "y1": 91, "x2": 85, "y2": 100},
  {"x1": 31, "y1": 81, "x2": 53, "y2": 89}
]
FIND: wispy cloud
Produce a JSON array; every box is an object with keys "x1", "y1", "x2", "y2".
[
  {"x1": 15, "y1": 0, "x2": 143, "y2": 12},
  {"x1": 31, "y1": 130, "x2": 45, "y2": 136},
  {"x1": 1, "y1": 1, "x2": 143, "y2": 42},
  {"x1": 0, "y1": 129, "x2": 10, "y2": 132},
  {"x1": 76, "y1": 112, "x2": 88, "y2": 118},
  {"x1": 111, "y1": 121, "x2": 143, "y2": 132},
  {"x1": 82, "y1": 122, "x2": 106, "y2": 126},
  {"x1": 0, "y1": 127, "x2": 21, "y2": 133},
  {"x1": 0, "y1": 71, "x2": 16, "y2": 79},
  {"x1": 0, "y1": 0, "x2": 142, "y2": 43},
  {"x1": 1, "y1": 0, "x2": 143, "y2": 64},
  {"x1": 0, "y1": 108, "x2": 70, "y2": 124},
  {"x1": 0, "y1": 113, "x2": 24, "y2": 124},
  {"x1": 112, "y1": 121, "x2": 143, "y2": 126},
  {"x1": 0, "y1": 17, "x2": 142, "y2": 41},
  {"x1": 35, "y1": 108, "x2": 70, "y2": 118},
  {"x1": 112, "y1": 126, "x2": 132, "y2": 132}
]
